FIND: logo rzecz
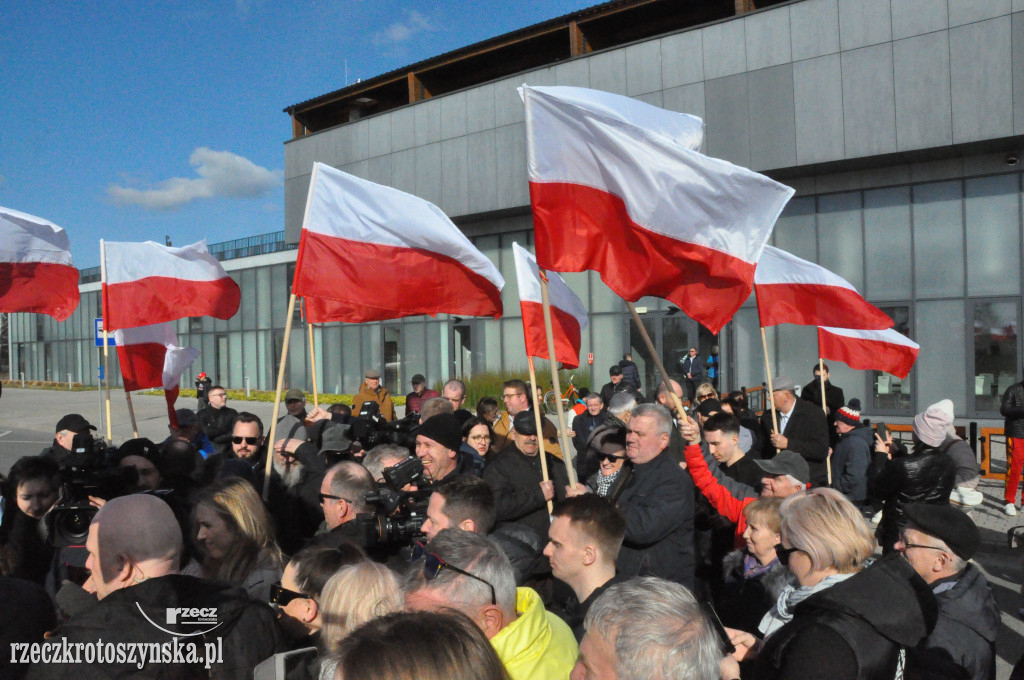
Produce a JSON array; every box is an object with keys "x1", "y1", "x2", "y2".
[{"x1": 166, "y1": 608, "x2": 218, "y2": 625}]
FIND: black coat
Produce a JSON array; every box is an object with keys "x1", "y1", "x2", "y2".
[
  {"x1": 1001, "y1": 381, "x2": 1024, "y2": 439},
  {"x1": 615, "y1": 448, "x2": 696, "y2": 589},
  {"x1": 618, "y1": 360, "x2": 641, "y2": 390},
  {"x1": 748, "y1": 554, "x2": 937, "y2": 680},
  {"x1": 0, "y1": 576, "x2": 56, "y2": 680},
  {"x1": 483, "y1": 444, "x2": 569, "y2": 540},
  {"x1": 27, "y1": 574, "x2": 285, "y2": 680},
  {"x1": 830, "y1": 425, "x2": 874, "y2": 503},
  {"x1": 752, "y1": 398, "x2": 830, "y2": 486},
  {"x1": 599, "y1": 381, "x2": 643, "y2": 410},
  {"x1": 716, "y1": 550, "x2": 794, "y2": 634},
  {"x1": 197, "y1": 405, "x2": 238, "y2": 453}
]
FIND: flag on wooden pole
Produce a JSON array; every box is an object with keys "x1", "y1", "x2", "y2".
[
  {"x1": 512, "y1": 242, "x2": 587, "y2": 369},
  {"x1": 0, "y1": 206, "x2": 80, "y2": 321},
  {"x1": 817, "y1": 326, "x2": 919, "y2": 379}
]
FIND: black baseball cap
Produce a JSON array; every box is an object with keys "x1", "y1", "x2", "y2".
[{"x1": 56, "y1": 414, "x2": 96, "y2": 434}]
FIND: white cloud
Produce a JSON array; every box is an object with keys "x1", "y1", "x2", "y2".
[
  {"x1": 108, "y1": 148, "x2": 282, "y2": 210},
  {"x1": 373, "y1": 10, "x2": 434, "y2": 45}
]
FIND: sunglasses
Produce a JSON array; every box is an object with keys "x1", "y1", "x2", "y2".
[
  {"x1": 318, "y1": 493, "x2": 351, "y2": 505},
  {"x1": 232, "y1": 436, "x2": 260, "y2": 445},
  {"x1": 269, "y1": 581, "x2": 311, "y2": 606},
  {"x1": 412, "y1": 543, "x2": 496, "y2": 605},
  {"x1": 597, "y1": 453, "x2": 626, "y2": 463},
  {"x1": 774, "y1": 543, "x2": 802, "y2": 566}
]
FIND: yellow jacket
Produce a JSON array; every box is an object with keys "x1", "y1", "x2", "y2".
[
  {"x1": 491, "y1": 587, "x2": 578, "y2": 680},
  {"x1": 352, "y1": 385, "x2": 395, "y2": 421}
]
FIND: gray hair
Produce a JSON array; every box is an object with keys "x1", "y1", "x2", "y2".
[
  {"x1": 328, "y1": 461, "x2": 376, "y2": 514},
  {"x1": 584, "y1": 393, "x2": 604, "y2": 405},
  {"x1": 443, "y1": 379, "x2": 467, "y2": 400},
  {"x1": 363, "y1": 445, "x2": 410, "y2": 482},
  {"x1": 584, "y1": 577, "x2": 722, "y2": 680},
  {"x1": 608, "y1": 392, "x2": 637, "y2": 418},
  {"x1": 403, "y1": 529, "x2": 517, "y2": 620},
  {"x1": 631, "y1": 403, "x2": 673, "y2": 437}
]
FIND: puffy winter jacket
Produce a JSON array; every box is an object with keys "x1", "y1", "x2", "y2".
[{"x1": 1002, "y1": 381, "x2": 1024, "y2": 439}]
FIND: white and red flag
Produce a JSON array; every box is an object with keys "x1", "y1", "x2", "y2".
[
  {"x1": 754, "y1": 246, "x2": 892, "y2": 330},
  {"x1": 102, "y1": 240, "x2": 241, "y2": 330},
  {"x1": 293, "y1": 162, "x2": 504, "y2": 323},
  {"x1": 818, "y1": 326, "x2": 919, "y2": 379},
  {"x1": 512, "y1": 242, "x2": 588, "y2": 369},
  {"x1": 0, "y1": 206, "x2": 80, "y2": 321},
  {"x1": 522, "y1": 85, "x2": 793, "y2": 334},
  {"x1": 114, "y1": 322, "x2": 199, "y2": 392}
]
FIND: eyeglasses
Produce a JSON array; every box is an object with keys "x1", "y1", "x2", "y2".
[
  {"x1": 502, "y1": 392, "x2": 524, "y2": 400},
  {"x1": 412, "y1": 543, "x2": 496, "y2": 605},
  {"x1": 774, "y1": 543, "x2": 803, "y2": 566},
  {"x1": 318, "y1": 493, "x2": 352, "y2": 505},
  {"x1": 898, "y1": 534, "x2": 946, "y2": 553},
  {"x1": 597, "y1": 453, "x2": 626, "y2": 463},
  {"x1": 269, "y1": 581, "x2": 312, "y2": 606},
  {"x1": 698, "y1": 394, "x2": 714, "y2": 401},
  {"x1": 232, "y1": 436, "x2": 260, "y2": 445},
  {"x1": 468, "y1": 435, "x2": 491, "y2": 442}
]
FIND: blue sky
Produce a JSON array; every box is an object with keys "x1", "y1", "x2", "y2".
[{"x1": 1, "y1": 1, "x2": 594, "y2": 268}]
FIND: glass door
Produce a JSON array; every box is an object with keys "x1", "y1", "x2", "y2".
[
  {"x1": 969, "y1": 298, "x2": 1020, "y2": 416},
  {"x1": 383, "y1": 325, "x2": 402, "y2": 395}
]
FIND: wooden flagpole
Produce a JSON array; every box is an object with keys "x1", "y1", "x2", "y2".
[
  {"x1": 263, "y1": 293, "x2": 297, "y2": 500},
  {"x1": 537, "y1": 268, "x2": 578, "y2": 487},
  {"x1": 627, "y1": 302, "x2": 687, "y2": 422},
  {"x1": 528, "y1": 357, "x2": 554, "y2": 514},
  {"x1": 305, "y1": 299, "x2": 320, "y2": 408},
  {"x1": 819, "y1": 357, "x2": 832, "y2": 484},
  {"x1": 99, "y1": 240, "x2": 113, "y2": 443},
  {"x1": 760, "y1": 327, "x2": 780, "y2": 452},
  {"x1": 125, "y1": 391, "x2": 139, "y2": 438}
]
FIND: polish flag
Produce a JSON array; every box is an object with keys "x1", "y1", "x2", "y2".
[
  {"x1": 102, "y1": 240, "x2": 241, "y2": 330},
  {"x1": 293, "y1": 163, "x2": 504, "y2": 323},
  {"x1": 512, "y1": 242, "x2": 588, "y2": 369},
  {"x1": 818, "y1": 327, "x2": 919, "y2": 379},
  {"x1": 522, "y1": 85, "x2": 793, "y2": 335},
  {"x1": 114, "y1": 322, "x2": 200, "y2": 392},
  {"x1": 0, "y1": 206, "x2": 80, "y2": 321},
  {"x1": 754, "y1": 246, "x2": 892, "y2": 330}
]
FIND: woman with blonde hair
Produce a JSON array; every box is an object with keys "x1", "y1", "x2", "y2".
[
  {"x1": 191, "y1": 477, "x2": 283, "y2": 601},
  {"x1": 727, "y1": 488, "x2": 936, "y2": 680},
  {"x1": 319, "y1": 561, "x2": 403, "y2": 680}
]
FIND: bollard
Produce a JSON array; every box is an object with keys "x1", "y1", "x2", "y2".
[
  {"x1": 20, "y1": 372, "x2": 25, "y2": 387},
  {"x1": 68, "y1": 373, "x2": 72, "y2": 390},
  {"x1": 245, "y1": 376, "x2": 250, "y2": 398}
]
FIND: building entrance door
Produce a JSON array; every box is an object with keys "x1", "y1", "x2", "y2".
[
  {"x1": 449, "y1": 319, "x2": 482, "y2": 380},
  {"x1": 625, "y1": 311, "x2": 699, "y2": 396}
]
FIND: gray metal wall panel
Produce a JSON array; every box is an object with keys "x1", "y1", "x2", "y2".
[
  {"x1": 661, "y1": 30, "x2": 704, "y2": 88},
  {"x1": 284, "y1": 175, "x2": 311, "y2": 243},
  {"x1": 441, "y1": 136, "x2": 469, "y2": 216},
  {"x1": 494, "y1": 123, "x2": 528, "y2": 209},
  {"x1": 391, "y1": 107, "x2": 416, "y2": 152},
  {"x1": 948, "y1": 0, "x2": 1011, "y2": 27},
  {"x1": 1016, "y1": 0, "x2": 1024, "y2": 12},
  {"x1": 950, "y1": 17, "x2": 1013, "y2": 143},
  {"x1": 1012, "y1": 11, "x2": 1024, "y2": 135},
  {"x1": 366, "y1": 114, "x2": 392, "y2": 157},
  {"x1": 551, "y1": 58, "x2": 590, "y2": 88},
  {"x1": 346, "y1": 120, "x2": 369, "y2": 162},
  {"x1": 494, "y1": 76, "x2": 527, "y2": 127},
  {"x1": 790, "y1": 0, "x2": 840, "y2": 61},
  {"x1": 414, "y1": 98, "x2": 442, "y2": 147},
  {"x1": 391, "y1": 148, "x2": 417, "y2": 195},
  {"x1": 745, "y1": 6, "x2": 792, "y2": 71},
  {"x1": 343, "y1": 159, "x2": 369, "y2": 181},
  {"x1": 414, "y1": 142, "x2": 443, "y2": 207},
  {"x1": 366, "y1": 155, "x2": 392, "y2": 187},
  {"x1": 466, "y1": 130, "x2": 498, "y2": 214},
  {"x1": 748, "y1": 64, "x2": 796, "y2": 170},
  {"x1": 891, "y1": 0, "x2": 948, "y2": 40},
  {"x1": 588, "y1": 49, "x2": 629, "y2": 95},
  {"x1": 793, "y1": 54, "x2": 845, "y2": 164},
  {"x1": 633, "y1": 91, "x2": 663, "y2": 107},
  {"x1": 704, "y1": 73, "x2": 750, "y2": 166},
  {"x1": 465, "y1": 82, "x2": 496, "y2": 134},
  {"x1": 626, "y1": 41, "x2": 662, "y2": 95},
  {"x1": 838, "y1": 0, "x2": 893, "y2": 51},
  {"x1": 842, "y1": 44, "x2": 898, "y2": 158},
  {"x1": 285, "y1": 135, "x2": 316, "y2": 180},
  {"x1": 893, "y1": 32, "x2": 953, "y2": 150},
  {"x1": 440, "y1": 91, "x2": 468, "y2": 140},
  {"x1": 702, "y1": 19, "x2": 747, "y2": 80},
  {"x1": 662, "y1": 83, "x2": 706, "y2": 120}
]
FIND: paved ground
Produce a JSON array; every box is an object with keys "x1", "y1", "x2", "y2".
[{"x1": 1, "y1": 387, "x2": 1023, "y2": 676}]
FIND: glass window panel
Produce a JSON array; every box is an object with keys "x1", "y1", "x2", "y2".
[
  {"x1": 241, "y1": 269, "x2": 256, "y2": 329},
  {"x1": 502, "y1": 319, "x2": 528, "y2": 373},
  {"x1": 864, "y1": 187, "x2": 911, "y2": 300},
  {"x1": 242, "y1": 329, "x2": 259, "y2": 394},
  {"x1": 426, "y1": 322, "x2": 444, "y2": 383},
  {"x1": 965, "y1": 175, "x2": 1020, "y2": 296},
  {"x1": 590, "y1": 314, "x2": 624, "y2": 386},
  {"x1": 972, "y1": 300, "x2": 1018, "y2": 414},
  {"x1": 256, "y1": 267, "x2": 272, "y2": 329},
  {"x1": 913, "y1": 181, "x2": 963, "y2": 298},
  {"x1": 498, "y1": 233, "x2": 524, "y2": 315},
  {"x1": 289, "y1": 326, "x2": 307, "y2": 391},
  {"x1": 270, "y1": 265, "x2": 287, "y2": 327},
  {"x1": 322, "y1": 326, "x2": 342, "y2": 394},
  {"x1": 868, "y1": 306, "x2": 913, "y2": 413},
  {"x1": 228, "y1": 333, "x2": 243, "y2": 388},
  {"x1": 483, "y1": 318, "x2": 503, "y2": 373},
  {"x1": 732, "y1": 308, "x2": 765, "y2": 392},
  {"x1": 404, "y1": 322, "x2": 427, "y2": 383},
  {"x1": 628, "y1": 313, "x2": 659, "y2": 395},
  {"x1": 228, "y1": 272, "x2": 242, "y2": 331},
  {"x1": 383, "y1": 326, "x2": 402, "y2": 394},
  {"x1": 818, "y1": 192, "x2": 864, "y2": 291},
  {"x1": 360, "y1": 325, "x2": 380, "y2": 381},
  {"x1": 774, "y1": 325, "x2": 817, "y2": 395},
  {"x1": 917, "y1": 299, "x2": 966, "y2": 414},
  {"x1": 201, "y1": 334, "x2": 216, "y2": 386},
  {"x1": 772, "y1": 197, "x2": 816, "y2": 262},
  {"x1": 256, "y1": 331, "x2": 268, "y2": 390}
]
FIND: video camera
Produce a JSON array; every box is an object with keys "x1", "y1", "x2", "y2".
[
  {"x1": 355, "y1": 457, "x2": 429, "y2": 551},
  {"x1": 348, "y1": 402, "x2": 420, "y2": 451}
]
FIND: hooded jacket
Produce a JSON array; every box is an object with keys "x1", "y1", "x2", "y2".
[
  {"x1": 749, "y1": 553, "x2": 937, "y2": 680},
  {"x1": 490, "y1": 587, "x2": 578, "y2": 680},
  {"x1": 831, "y1": 425, "x2": 874, "y2": 502},
  {"x1": 27, "y1": 574, "x2": 284, "y2": 680}
]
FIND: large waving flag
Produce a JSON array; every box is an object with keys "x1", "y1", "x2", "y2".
[
  {"x1": 818, "y1": 326, "x2": 919, "y2": 379},
  {"x1": 0, "y1": 206, "x2": 80, "y2": 321},
  {"x1": 102, "y1": 240, "x2": 240, "y2": 330},
  {"x1": 293, "y1": 162, "x2": 504, "y2": 323},
  {"x1": 512, "y1": 242, "x2": 588, "y2": 369},
  {"x1": 523, "y1": 85, "x2": 793, "y2": 334},
  {"x1": 754, "y1": 246, "x2": 892, "y2": 330},
  {"x1": 114, "y1": 322, "x2": 199, "y2": 392}
]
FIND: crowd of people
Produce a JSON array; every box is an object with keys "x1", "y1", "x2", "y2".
[{"x1": 0, "y1": 360, "x2": 1011, "y2": 679}]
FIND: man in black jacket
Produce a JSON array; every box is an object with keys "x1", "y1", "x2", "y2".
[
  {"x1": 197, "y1": 385, "x2": 238, "y2": 455},
  {"x1": 751, "y1": 377, "x2": 829, "y2": 486},
  {"x1": 1001, "y1": 378, "x2": 1024, "y2": 515},
  {"x1": 801, "y1": 363, "x2": 846, "y2": 447}
]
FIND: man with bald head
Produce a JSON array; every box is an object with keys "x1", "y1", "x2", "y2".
[{"x1": 29, "y1": 495, "x2": 282, "y2": 680}]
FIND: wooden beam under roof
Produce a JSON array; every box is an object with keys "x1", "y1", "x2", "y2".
[
  {"x1": 569, "y1": 20, "x2": 591, "y2": 56},
  {"x1": 407, "y1": 72, "x2": 430, "y2": 103}
]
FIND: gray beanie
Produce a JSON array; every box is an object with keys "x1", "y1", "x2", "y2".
[{"x1": 913, "y1": 402, "x2": 952, "y2": 447}]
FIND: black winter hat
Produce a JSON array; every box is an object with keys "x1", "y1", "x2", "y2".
[
  {"x1": 416, "y1": 413, "x2": 462, "y2": 452},
  {"x1": 903, "y1": 503, "x2": 980, "y2": 560}
]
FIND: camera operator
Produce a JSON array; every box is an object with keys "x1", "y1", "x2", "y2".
[
  {"x1": 307, "y1": 462, "x2": 376, "y2": 552},
  {"x1": 0, "y1": 456, "x2": 59, "y2": 585},
  {"x1": 416, "y1": 413, "x2": 476, "y2": 486},
  {"x1": 42, "y1": 414, "x2": 99, "y2": 465}
]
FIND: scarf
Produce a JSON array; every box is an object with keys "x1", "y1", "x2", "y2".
[
  {"x1": 595, "y1": 469, "x2": 621, "y2": 497},
  {"x1": 742, "y1": 553, "x2": 778, "y2": 580},
  {"x1": 758, "y1": 572, "x2": 854, "y2": 637}
]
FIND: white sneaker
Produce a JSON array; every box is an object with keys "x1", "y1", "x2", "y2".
[
  {"x1": 871, "y1": 510, "x2": 883, "y2": 524},
  {"x1": 1005, "y1": 503, "x2": 1018, "y2": 517}
]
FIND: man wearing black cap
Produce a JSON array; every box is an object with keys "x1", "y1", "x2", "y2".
[
  {"x1": 483, "y1": 411, "x2": 570, "y2": 539},
  {"x1": 599, "y1": 365, "x2": 642, "y2": 409},
  {"x1": 406, "y1": 374, "x2": 439, "y2": 416},
  {"x1": 353, "y1": 369, "x2": 395, "y2": 421},
  {"x1": 416, "y1": 412, "x2": 474, "y2": 485},
  {"x1": 899, "y1": 504, "x2": 999, "y2": 680},
  {"x1": 750, "y1": 376, "x2": 829, "y2": 487},
  {"x1": 44, "y1": 414, "x2": 98, "y2": 464}
]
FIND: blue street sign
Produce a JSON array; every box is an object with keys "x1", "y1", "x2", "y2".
[{"x1": 94, "y1": 318, "x2": 117, "y2": 347}]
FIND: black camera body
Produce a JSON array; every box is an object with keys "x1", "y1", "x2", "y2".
[
  {"x1": 355, "y1": 458, "x2": 429, "y2": 551},
  {"x1": 349, "y1": 402, "x2": 420, "y2": 451},
  {"x1": 45, "y1": 444, "x2": 138, "y2": 547}
]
